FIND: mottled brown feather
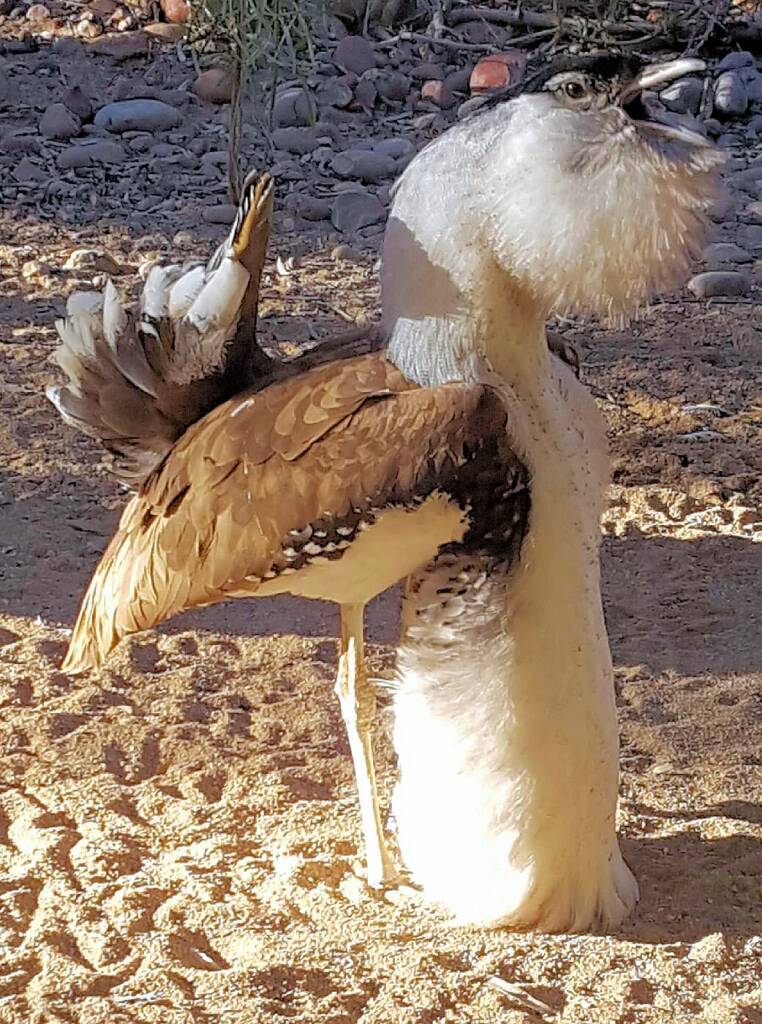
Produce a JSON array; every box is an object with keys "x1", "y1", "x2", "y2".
[{"x1": 62, "y1": 351, "x2": 517, "y2": 674}]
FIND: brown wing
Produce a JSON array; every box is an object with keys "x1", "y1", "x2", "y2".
[{"x1": 61, "y1": 351, "x2": 519, "y2": 673}]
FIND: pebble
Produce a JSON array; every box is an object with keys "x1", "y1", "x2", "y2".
[
  {"x1": 0, "y1": 133, "x2": 39, "y2": 155},
  {"x1": 421, "y1": 80, "x2": 454, "y2": 109},
  {"x1": 331, "y1": 148, "x2": 397, "y2": 182},
  {"x1": 716, "y1": 50, "x2": 754, "y2": 72},
  {"x1": 13, "y1": 159, "x2": 46, "y2": 183},
  {"x1": 25, "y1": 2, "x2": 49, "y2": 18},
  {"x1": 21, "y1": 259, "x2": 52, "y2": 279},
  {"x1": 334, "y1": 35, "x2": 376, "y2": 76},
  {"x1": 193, "y1": 67, "x2": 233, "y2": 104},
  {"x1": 374, "y1": 137, "x2": 415, "y2": 160},
  {"x1": 331, "y1": 190, "x2": 385, "y2": 233},
  {"x1": 749, "y1": 114, "x2": 762, "y2": 136},
  {"x1": 316, "y1": 79, "x2": 353, "y2": 109},
  {"x1": 271, "y1": 126, "x2": 322, "y2": 155},
  {"x1": 94, "y1": 98, "x2": 182, "y2": 133},
  {"x1": 58, "y1": 140, "x2": 126, "y2": 168},
  {"x1": 87, "y1": 30, "x2": 148, "y2": 58},
  {"x1": 159, "y1": 0, "x2": 188, "y2": 23},
  {"x1": 331, "y1": 243, "x2": 363, "y2": 262},
  {"x1": 63, "y1": 249, "x2": 124, "y2": 274},
  {"x1": 143, "y1": 22, "x2": 185, "y2": 43},
  {"x1": 444, "y1": 66, "x2": 473, "y2": 96},
  {"x1": 375, "y1": 70, "x2": 410, "y2": 103},
  {"x1": 470, "y1": 50, "x2": 526, "y2": 93},
  {"x1": 39, "y1": 102, "x2": 81, "y2": 140},
  {"x1": 743, "y1": 68, "x2": 762, "y2": 103},
  {"x1": 273, "y1": 86, "x2": 316, "y2": 128},
  {"x1": 713, "y1": 71, "x2": 748, "y2": 118},
  {"x1": 704, "y1": 242, "x2": 753, "y2": 266},
  {"x1": 286, "y1": 194, "x2": 331, "y2": 221},
  {"x1": 659, "y1": 76, "x2": 703, "y2": 116},
  {"x1": 411, "y1": 62, "x2": 444, "y2": 82},
  {"x1": 202, "y1": 204, "x2": 237, "y2": 225},
  {"x1": 61, "y1": 85, "x2": 93, "y2": 121},
  {"x1": 688, "y1": 271, "x2": 750, "y2": 298}
]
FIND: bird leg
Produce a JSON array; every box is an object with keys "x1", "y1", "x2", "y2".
[{"x1": 335, "y1": 603, "x2": 397, "y2": 889}]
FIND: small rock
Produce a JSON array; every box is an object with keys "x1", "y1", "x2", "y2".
[
  {"x1": 0, "y1": 133, "x2": 39, "y2": 155},
  {"x1": 445, "y1": 66, "x2": 474, "y2": 95},
  {"x1": 749, "y1": 114, "x2": 762, "y2": 137},
  {"x1": 331, "y1": 243, "x2": 363, "y2": 262},
  {"x1": 688, "y1": 271, "x2": 750, "y2": 298},
  {"x1": 39, "y1": 102, "x2": 81, "y2": 140},
  {"x1": 202, "y1": 204, "x2": 237, "y2": 225},
  {"x1": 271, "y1": 126, "x2": 321, "y2": 155},
  {"x1": 421, "y1": 79, "x2": 454, "y2": 108},
  {"x1": 703, "y1": 117, "x2": 723, "y2": 138},
  {"x1": 12, "y1": 157, "x2": 45, "y2": 183},
  {"x1": 52, "y1": 36, "x2": 84, "y2": 57},
  {"x1": 703, "y1": 242, "x2": 752, "y2": 266},
  {"x1": 716, "y1": 50, "x2": 754, "y2": 72},
  {"x1": 88, "y1": 30, "x2": 148, "y2": 58},
  {"x1": 94, "y1": 98, "x2": 182, "y2": 133},
  {"x1": 22, "y1": 259, "x2": 52, "y2": 279},
  {"x1": 25, "y1": 2, "x2": 49, "y2": 18},
  {"x1": 331, "y1": 190, "x2": 385, "y2": 233},
  {"x1": 316, "y1": 78, "x2": 353, "y2": 109},
  {"x1": 743, "y1": 68, "x2": 762, "y2": 103},
  {"x1": 144, "y1": 22, "x2": 185, "y2": 42},
  {"x1": 76, "y1": 17, "x2": 104, "y2": 39},
  {"x1": 61, "y1": 85, "x2": 93, "y2": 121},
  {"x1": 410, "y1": 61, "x2": 444, "y2": 82},
  {"x1": 334, "y1": 35, "x2": 376, "y2": 76},
  {"x1": 63, "y1": 249, "x2": 124, "y2": 274},
  {"x1": 332, "y1": 148, "x2": 397, "y2": 182},
  {"x1": 58, "y1": 140, "x2": 126, "y2": 168},
  {"x1": 160, "y1": 0, "x2": 188, "y2": 23},
  {"x1": 375, "y1": 70, "x2": 410, "y2": 103},
  {"x1": 194, "y1": 67, "x2": 233, "y2": 104},
  {"x1": 713, "y1": 71, "x2": 748, "y2": 118},
  {"x1": 89, "y1": 0, "x2": 117, "y2": 15},
  {"x1": 470, "y1": 50, "x2": 527, "y2": 93},
  {"x1": 456, "y1": 19, "x2": 498, "y2": 45},
  {"x1": 374, "y1": 137, "x2": 414, "y2": 160},
  {"x1": 273, "y1": 86, "x2": 316, "y2": 128},
  {"x1": 286, "y1": 194, "x2": 331, "y2": 221},
  {"x1": 659, "y1": 76, "x2": 703, "y2": 116},
  {"x1": 353, "y1": 76, "x2": 377, "y2": 109}
]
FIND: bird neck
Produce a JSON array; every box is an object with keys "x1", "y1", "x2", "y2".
[{"x1": 383, "y1": 255, "x2": 550, "y2": 396}]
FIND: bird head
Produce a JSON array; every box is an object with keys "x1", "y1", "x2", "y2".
[{"x1": 470, "y1": 52, "x2": 723, "y2": 322}]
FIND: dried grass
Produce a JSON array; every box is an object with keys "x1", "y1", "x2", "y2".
[{"x1": 187, "y1": 0, "x2": 327, "y2": 198}]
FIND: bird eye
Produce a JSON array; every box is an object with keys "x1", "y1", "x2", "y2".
[{"x1": 564, "y1": 81, "x2": 586, "y2": 100}]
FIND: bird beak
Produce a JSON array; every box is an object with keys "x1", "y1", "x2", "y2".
[
  {"x1": 619, "y1": 57, "x2": 714, "y2": 148},
  {"x1": 621, "y1": 57, "x2": 706, "y2": 104}
]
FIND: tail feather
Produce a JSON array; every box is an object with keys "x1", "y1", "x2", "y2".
[{"x1": 48, "y1": 170, "x2": 277, "y2": 487}]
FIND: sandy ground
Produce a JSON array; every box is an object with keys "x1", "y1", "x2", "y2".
[{"x1": 1, "y1": 18, "x2": 761, "y2": 1024}]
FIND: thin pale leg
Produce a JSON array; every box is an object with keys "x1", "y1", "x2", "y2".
[{"x1": 335, "y1": 603, "x2": 397, "y2": 888}]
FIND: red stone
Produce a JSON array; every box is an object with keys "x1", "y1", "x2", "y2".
[
  {"x1": 469, "y1": 50, "x2": 527, "y2": 94},
  {"x1": 194, "y1": 67, "x2": 234, "y2": 104},
  {"x1": 421, "y1": 79, "x2": 454, "y2": 109},
  {"x1": 160, "y1": 0, "x2": 188, "y2": 24}
]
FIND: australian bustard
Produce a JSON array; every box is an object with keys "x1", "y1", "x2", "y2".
[{"x1": 49, "y1": 53, "x2": 720, "y2": 931}]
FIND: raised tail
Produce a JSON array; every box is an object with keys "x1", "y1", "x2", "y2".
[{"x1": 47, "y1": 171, "x2": 275, "y2": 487}]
